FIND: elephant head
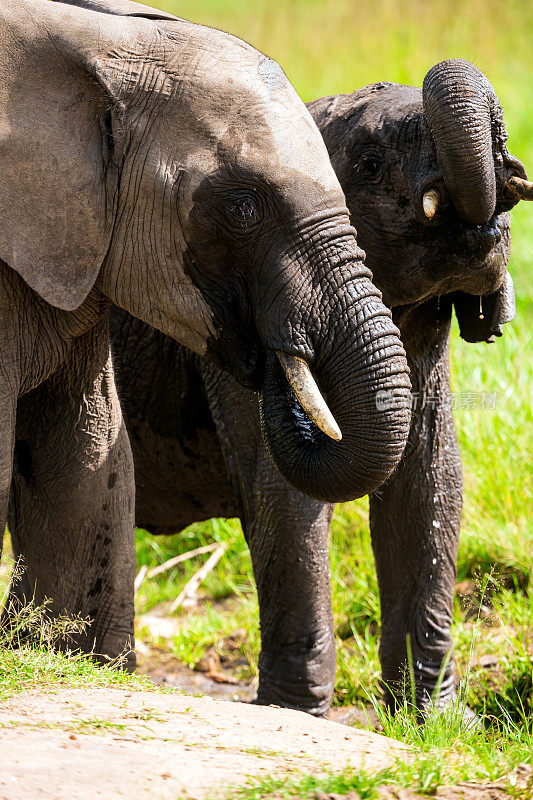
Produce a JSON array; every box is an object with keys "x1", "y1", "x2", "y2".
[
  {"x1": 0, "y1": 0, "x2": 411, "y2": 503},
  {"x1": 309, "y1": 59, "x2": 530, "y2": 337}
]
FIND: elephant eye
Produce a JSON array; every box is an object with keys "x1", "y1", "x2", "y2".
[
  {"x1": 227, "y1": 195, "x2": 261, "y2": 229},
  {"x1": 357, "y1": 151, "x2": 382, "y2": 179}
]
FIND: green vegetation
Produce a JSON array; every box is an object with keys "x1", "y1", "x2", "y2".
[
  {"x1": 225, "y1": 649, "x2": 533, "y2": 797},
  {"x1": 0, "y1": 544, "x2": 148, "y2": 700}
]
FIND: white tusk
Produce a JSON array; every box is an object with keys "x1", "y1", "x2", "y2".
[
  {"x1": 422, "y1": 188, "x2": 440, "y2": 219},
  {"x1": 276, "y1": 351, "x2": 342, "y2": 441}
]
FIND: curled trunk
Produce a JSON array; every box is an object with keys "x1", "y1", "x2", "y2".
[
  {"x1": 259, "y1": 258, "x2": 411, "y2": 503},
  {"x1": 423, "y1": 59, "x2": 504, "y2": 224}
]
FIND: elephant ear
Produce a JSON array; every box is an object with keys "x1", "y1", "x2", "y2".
[
  {"x1": 51, "y1": 0, "x2": 181, "y2": 22},
  {"x1": 452, "y1": 271, "x2": 516, "y2": 343},
  {"x1": 0, "y1": 1, "x2": 126, "y2": 311},
  {"x1": 0, "y1": 0, "x2": 172, "y2": 312}
]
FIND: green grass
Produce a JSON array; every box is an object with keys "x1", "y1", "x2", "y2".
[
  {"x1": 225, "y1": 751, "x2": 532, "y2": 800},
  {"x1": 226, "y1": 658, "x2": 533, "y2": 798},
  {"x1": 0, "y1": 543, "x2": 148, "y2": 700}
]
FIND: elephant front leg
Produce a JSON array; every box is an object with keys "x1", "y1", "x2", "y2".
[
  {"x1": 203, "y1": 367, "x2": 336, "y2": 716},
  {"x1": 247, "y1": 491, "x2": 336, "y2": 716},
  {"x1": 8, "y1": 330, "x2": 136, "y2": 669},
  {"x1": 369, "y1": 351, "x2": 461, "y2": 715}
]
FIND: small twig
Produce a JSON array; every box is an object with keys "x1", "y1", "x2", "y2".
[
  {"x1": 169, "y1": 543, "x2": 227, "y2": 613},
  {"x1": 146, "y1": 543, "x2": 219, "y2": 579},
  {"x1": 134, "y1": 565, "x2": 149, "y2": 596}
]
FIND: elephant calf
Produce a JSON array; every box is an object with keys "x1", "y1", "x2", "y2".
[{"x1": 110, "y1": 59, "x2": 530, "y2": 714}]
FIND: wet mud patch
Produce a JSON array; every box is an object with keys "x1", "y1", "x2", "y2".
[{"x1": 136, "y1": 640, "x2": 256, "y2": 702}]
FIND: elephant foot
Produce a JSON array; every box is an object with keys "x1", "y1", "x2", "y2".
[
  {"x1": 382, "y1": 661, "x2": 456, "y2": 718},
  {"x1": 256, "y1": 638, "x2": 336, "y2": 717},
  {"x1": 254, "y1": 677, "x2": 334, "y2": 717}
]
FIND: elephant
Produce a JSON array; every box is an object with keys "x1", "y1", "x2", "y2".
[
  {"x1": 108, "y1": 58, "x2": 531, "y2": 714},
  {"x1": 0, "y1": 0, "x2": 413, "y2": 668}
]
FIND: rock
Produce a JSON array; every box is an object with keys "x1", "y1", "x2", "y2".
[{"x1": 0, "y1": 687, "x2": 409, "y2": 800}]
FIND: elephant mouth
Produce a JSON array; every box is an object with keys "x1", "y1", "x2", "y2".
[
  {"x1": 252, "y1": 348, "x2": 342, "y2": 447},
  {"x1": 432, "y1": 216, "x2": 508, "y2": 297},
  {"x1": 259, "y1": 330, "x2": 411, "y2": 504},
  {"x1": 224, "y1": 334, "x2": 342, "y2": 444},
  {"x1": 381, "y1": 211, "x2": 510, "y2": 309},
  {"x1": 448, "y1": 215, "x2": 507, "y2": 267},
  {"x1": 424, "y1": 211, "x2": 509, "y2": 274}
]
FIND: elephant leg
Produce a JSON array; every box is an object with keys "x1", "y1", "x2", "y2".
[
  {"x1": 249, "y1": 486, "x2": 335, "y2": 716},
  {"x1": 7, "y1": 322, "x2": 136, "y2": 669},
  {"x1": 370, "y1": 314, "x2": 460, "y2": 714},
  {"x1": 203, "y1": 365, "x2": 335, "y2": 716}
]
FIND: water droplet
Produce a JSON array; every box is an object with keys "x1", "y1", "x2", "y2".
[
  {"x1": 432, "y1": 520, "x2": 441, "y2": 528},
  {"x1": 432, "y1": 558, "x2": 437, "y2": 565}
]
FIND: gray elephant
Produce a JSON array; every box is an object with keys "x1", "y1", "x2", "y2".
[
  {"x1": 108, "y1": 59, "x2": 530, "y2": 713},
  {"x1": 1, "y1": 0, "x2": 412, "y2": 667}
]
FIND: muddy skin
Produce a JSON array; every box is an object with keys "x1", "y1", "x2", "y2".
[
  {"x1": 107, "y1": 58, "x2": 527, "y2": 716},
  {"x1": 0, "y1": 0, "x2": 410, "y2": 666}
]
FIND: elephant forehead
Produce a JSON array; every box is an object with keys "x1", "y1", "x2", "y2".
[
  {"x1": 110, "y1": 21, "x2": 345, "y2": 205},
  {"x1": 354, "y1": 86, "x2": 423, "y2": 143},
  {"x1": 222, "y1": 100, "x2": 340, "y2": 198},
  {"x1": 155, "y1": 35, "x2": 343, "y2": 197},
  {"x1": 148, "y1": 90, "x2": 345, "y2": 207}
]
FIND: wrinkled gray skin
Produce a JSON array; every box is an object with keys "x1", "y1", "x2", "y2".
[
  {"x1": 1, "y1": 0, "x2": 412, "y2": 667},
  {"x1": 109, "y1": 60, "x2": 527, "y2": 714}
]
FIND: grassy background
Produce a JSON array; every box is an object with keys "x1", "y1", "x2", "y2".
[{"x1": 134, "y1": 0, "x2": 532, "y2": 711}]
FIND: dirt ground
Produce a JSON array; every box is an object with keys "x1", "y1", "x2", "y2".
[
  {"x1": 0, "y1": 687, "x2": 530, "y2": 800},
  {"x1": 0, "y1": 686, "x2": 407, "y2": 800}
]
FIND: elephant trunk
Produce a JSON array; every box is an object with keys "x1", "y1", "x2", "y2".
[
  {"x1": 422, "y1": 59, "x2": 504, "y2": 225},
  {"x1": 258, "y1": 238, "x2": 411, "y2": 503}
]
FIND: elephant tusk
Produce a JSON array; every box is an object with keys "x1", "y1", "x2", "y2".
[
  {"x1": 422, "y1": 188, "x2": 440, "y2": 219},
  {"x1": 506, "y1": 175, "x2": 533, "y2": 202},
  {"x1": 276, "y1": 351, "x2": 342, "y2": 441}
]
